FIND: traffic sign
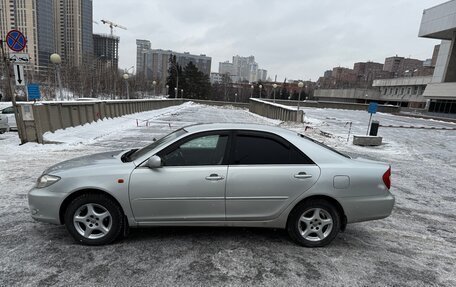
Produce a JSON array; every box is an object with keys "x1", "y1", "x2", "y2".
[
  {"x1": 27, "y1": 84, "x2": 41, "y2": 101},
  {"x1": 13, "y1": 64, "x2": 25, "y2": 86},
  {"x1": 6, "y1": 30, "x2": 27, "y2": 52},
  {"x1": 9, "y1": 53, "x2": 30, "y2": 64},
  {"x1": 368, "y1": 102, "x2": 378, "y2": 114}
]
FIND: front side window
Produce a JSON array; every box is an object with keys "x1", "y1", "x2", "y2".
[
  {"x1": 161, "y1": 134, "x2": 228, "y2": 166},
  {"x1": 129, "y1": 128, "x2": 187, "y2": 161},
  {"x1": 233, "y1": 134, "x2": 313, "y2": 165}
]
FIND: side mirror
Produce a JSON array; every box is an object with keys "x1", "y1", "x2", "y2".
[{"x1": 146, "y1": 155, "x2": 162, "y2": 168}]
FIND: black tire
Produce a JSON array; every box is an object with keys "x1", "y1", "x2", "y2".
[
  {"x1": 64, "y1": 193, "x2": 124, "y2": 245},
  {"x1": 287, "y1": 199, "x2": 341, "y2": 247}
]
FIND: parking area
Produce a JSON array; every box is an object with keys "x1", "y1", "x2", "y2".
[{"x1": 0, "y1": 103, "x2": 455, "y2": 286}]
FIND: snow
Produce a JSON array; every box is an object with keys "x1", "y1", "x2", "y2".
[
  {"x1": 1, "y1": 102, "x2": 455, "y2": 286},
  {"x1": 0, "y1": 102, "x2": 12, "y2": 110},
  {"x1": 43, "y1": 102, "x2": 195, "y2": 145}
]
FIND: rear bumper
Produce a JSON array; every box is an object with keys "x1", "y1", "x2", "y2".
[{"x1": 338, "y1": 192, "x2": 395, "y2": 223}]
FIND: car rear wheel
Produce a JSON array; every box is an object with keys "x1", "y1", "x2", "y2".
[
  {"x1": 287, "y1": 199, "x2": 340, "y2": 247},
  {"x1": 64, "y1": 193, "x2": 123, "y2": 245}
]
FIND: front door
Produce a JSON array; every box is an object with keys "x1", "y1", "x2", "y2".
[{"x1": 129, "y1": 132, "x2": 230, "y2": 222}]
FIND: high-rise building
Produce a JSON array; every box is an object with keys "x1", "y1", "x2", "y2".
[
  {"x1": 54, "y1": 0, "x2": 93, "y2": 67},
  {"x1": 257, "y1": 69, "x2": 267, "y2": 82},
  {"x1": 233, "y1": 55, "x2": 256, "y2": 82},
  {"x1": 36, "y1": 0, "x2": 55, "y2": 70},
  {"x1": 219, "y1": 55, "x2": 267, "y2": 83},
  {"x1": 93, "y1": 34, "x2": 119, "y2": 70},
  {"x1": 219, "y1": 61, "x2": 234, "y2": 74},
  {"x1": 136, "y1": 39, "x2": 151, "y2": 76}
]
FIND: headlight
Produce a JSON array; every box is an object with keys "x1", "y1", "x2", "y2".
[{"x1": 36, "y1": 174, "x2": 61, "y2": 188}]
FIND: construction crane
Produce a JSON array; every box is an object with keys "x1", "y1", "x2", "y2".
[{"x1": 100, "y1": 19, "x2": 127, "y2": 36}]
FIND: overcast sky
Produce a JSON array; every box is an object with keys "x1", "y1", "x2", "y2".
[{"x1": 93, "y1": 0, "x2": 444, "y2": 82}]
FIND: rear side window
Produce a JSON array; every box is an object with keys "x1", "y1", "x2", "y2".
[{"x1": 233, "y1": 134, "x2": 313, "y2": 165}]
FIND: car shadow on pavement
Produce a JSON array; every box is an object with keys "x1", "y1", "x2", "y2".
[{"x1": 125, "y1": 226, "x2": 294, "y2": 245}]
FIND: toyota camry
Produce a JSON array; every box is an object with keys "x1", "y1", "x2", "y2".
[{"x1": 28, "y1": 123, "x2": 394, "y2": 247}]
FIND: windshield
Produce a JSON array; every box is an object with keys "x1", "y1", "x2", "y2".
[
  {"x1": 298, "y1": 133, "x2": 351, "y2": 159},
  {"x1": 128, "y1": 128, "x2": 187, "y2": 161}
]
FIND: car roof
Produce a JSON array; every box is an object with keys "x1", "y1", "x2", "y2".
[{"x1": 183, "y1": 123, "x2": 295, "y2": 136}]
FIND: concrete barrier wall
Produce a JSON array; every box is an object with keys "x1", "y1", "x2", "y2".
[
  {"x1": 16, "y1": 99, "x2": 183, "y2": 143},
  {"x1": 187, "y1": 99, "x2": 249, "y2": 109},
  {"x1": 262, "y1": 99, "x2": 400, "y2": 113},
  {"x1": 249, "y1": 98, "x2": 304, "y2": 122}
]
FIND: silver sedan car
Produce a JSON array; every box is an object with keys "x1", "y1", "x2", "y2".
[{"x1": 28, "y1": 123, "x2": 394, "y2": 247}]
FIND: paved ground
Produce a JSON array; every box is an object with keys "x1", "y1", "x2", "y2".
[{"x1": 0, "y1": 103, "x2": 455, "y2": 286}]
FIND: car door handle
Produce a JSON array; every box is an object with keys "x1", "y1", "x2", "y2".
[
  {"x1": 294, "y1": 172, "x2": 312, "y2": 179},
  {"x1": 205, "y1": 174, "x2": 224, "y2": 181}
]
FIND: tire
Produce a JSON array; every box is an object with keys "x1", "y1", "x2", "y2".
[
  {"x1": 64, "y1": 193, "x2": 124, "y2": 245},
  {"x1": 287, "y1": 199, "x2": 341, "y2": 247}
]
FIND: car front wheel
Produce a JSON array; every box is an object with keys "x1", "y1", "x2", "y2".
[
  {"x1": 287, "y1": 199, "x2": 341, "y2": 247},
  {"x1": 64, "y1": 193, "x2": 123, "y2": 245}
]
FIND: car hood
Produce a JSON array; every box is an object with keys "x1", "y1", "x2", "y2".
[{"x1": 44, "y1": 150, "x2": 125, "y2": 174}]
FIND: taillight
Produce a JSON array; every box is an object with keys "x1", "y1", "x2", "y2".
[{"x1": 382, "y1": 166, "x2": 391, "y2": 189}]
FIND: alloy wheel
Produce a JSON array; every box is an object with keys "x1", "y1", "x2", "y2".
[
  {"x1": 298, "y1": 208, "x2": 333, "y2": 242},
  {"x1": 73, "y1": 203, "x2": 112, "y2": 239}
]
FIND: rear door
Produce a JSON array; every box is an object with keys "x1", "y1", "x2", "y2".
[{"x1": 226, "y1": 131, "x2": 320, "y2": 220}]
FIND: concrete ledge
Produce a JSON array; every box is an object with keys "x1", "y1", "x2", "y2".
[{"x1": 353, "y1": 135, "x2": 383, "y2": 146}]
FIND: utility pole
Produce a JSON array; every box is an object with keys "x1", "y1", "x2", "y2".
[
  {"x1": 0, "y1": 40, "x2": 13, "y2": 102},
  {"x1": 0, "y1": 39, "x2": 25, "y2": 143}
]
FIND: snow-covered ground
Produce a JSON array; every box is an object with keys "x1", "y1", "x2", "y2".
[{"x1": 0, "y1": 102, "x2": 455, "y2": 286}]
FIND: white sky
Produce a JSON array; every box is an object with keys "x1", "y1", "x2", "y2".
[{"x1": 93, "y1": 0, "x2": 444, "y2": 82}]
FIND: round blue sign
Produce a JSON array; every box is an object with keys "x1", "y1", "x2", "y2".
[{"x1": 6, "y1": 30, "x2": 27, "y2": 52}]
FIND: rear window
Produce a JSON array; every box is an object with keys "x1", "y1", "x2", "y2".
[{"x1": 298, "y1": 133, "x2": 351, "y2": 159}]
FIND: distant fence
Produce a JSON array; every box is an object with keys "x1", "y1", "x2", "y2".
[
  {"x1": 262, "y1": 99, "x2": 401, "y2": 113},
  {"x1": 16, "y1": 99, "x2": 183, "y2": 143},
  {"x1": 249, "y1": 98, "x2": 304, "y2": 122}
]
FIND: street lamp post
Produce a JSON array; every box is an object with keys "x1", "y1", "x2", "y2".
[
  {"x1": 250, "y1": 85, "x2": 254, "y2": 98},
  {"x1": 50, "y1": 53, "x2": 64, "y2": 101},
  {"x1": 272, "y1": 83, "x2": 278, "y2": 103},
  {"x1": 297, "y1": 81, "x2": 304, "y2": 122},
  {"x1": 166, "y1": 85, "x2": 169, "y2": 96},
  {"x1": 152, "y1": 80, "x2": 157, "y2": 96},
  {"x1": 235, "y1": 93, "x2": 238, "y2": 103},
  {"x1": 259, "y1": 84, "x2": 263, "y2": 99},
  {"x1": 181, "y1": 89, "x2": 184, "y2": 99},
  {"x1": 123, "y1": 73, "x2": 130, "y2": 99},
  {"x1": 174, "y1": 87, "x2": 178, "y2": 98}
]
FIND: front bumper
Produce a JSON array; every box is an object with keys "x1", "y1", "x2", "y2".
[{"x1": 28, "y1": 186, "x2": 66, "y2": 224}]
